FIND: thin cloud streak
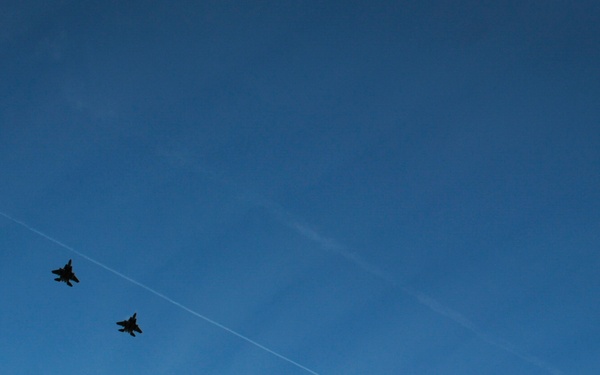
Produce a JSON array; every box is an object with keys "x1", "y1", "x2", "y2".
[
  {"x1": 0, "y1": 211, "x2": 320, "y2": 375},
  {"x1": 278, "y1": 213, "x2": 562, "y2": 375}
]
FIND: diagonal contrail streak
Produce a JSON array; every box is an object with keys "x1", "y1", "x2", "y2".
[
  {"x1": 275, "y1": 213, "x2": 563, "y2": 375},
  {"x1": 0, "y1": 211, "x2": 319, "y2": 375}
]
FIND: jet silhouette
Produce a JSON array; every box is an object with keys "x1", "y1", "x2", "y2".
[
  {"x1": 117, "y1": 313, "x2": 143, "y2": 337},
  {"x1": 51, "y1": 259, "x2": 80, "y2": 287}
]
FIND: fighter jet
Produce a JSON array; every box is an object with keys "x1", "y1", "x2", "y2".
[
  {"x1": 51, "y1": 259, "x2": 80, "y2": 287},
  {"x1": 117, "y1": 313, "x2": 143, "y2": 337}
]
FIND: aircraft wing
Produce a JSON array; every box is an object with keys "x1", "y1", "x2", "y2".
[
  {"x1": 51, "y1": 269, "x2": 62, "y2": 275},
  {"x1": 116, "y1": 320, "x2": 127, "y2": 327},
  {"x1": 133, "y1": 325, "x2": 143, "y2": 334},
  {"x1": 71, "y1": 275, "x2": 80, "y2": 283}
]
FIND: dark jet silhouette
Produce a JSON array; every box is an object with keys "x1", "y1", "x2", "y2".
[
  {"x1": 117, "y1": 313, "x2": 143, "y2": 337},
  {"x1": 51, "y1": 259, "x2": 80, "y2": 287}
]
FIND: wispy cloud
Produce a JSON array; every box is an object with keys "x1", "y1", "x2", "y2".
[
  {"x1": 155, "y1": 148, "x2": 563, "y2": 375},
  {"x1": 154, "y1": 150, "x2": 562, "y2": 374},
  {"x1": 268, "y1": 206, "x2": 563, "y2": 375}
]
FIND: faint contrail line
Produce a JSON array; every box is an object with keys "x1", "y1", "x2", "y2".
[
  {"x1": 274, "y1": 212, "x2": 563, "y2": 375},
  {"x1": 0, "y1": 211, "x2": 319, "y2": 375}
]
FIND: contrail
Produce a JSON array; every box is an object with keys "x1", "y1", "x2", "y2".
[
  {"x1": 0, "y1": 211, "x2": 320, "y2": 375},
  {"x1": 275, "y1": 213, "x2": 563, "y2": 375}
]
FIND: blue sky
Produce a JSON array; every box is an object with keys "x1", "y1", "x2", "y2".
[{"x1": 1, "y1": 1, "x2": 599, "y2": 374}]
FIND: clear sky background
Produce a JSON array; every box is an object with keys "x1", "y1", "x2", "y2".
[{"x1": 1, "y1": 1, "x2": 599, "y2": 374}]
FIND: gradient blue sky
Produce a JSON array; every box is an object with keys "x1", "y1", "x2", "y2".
[{"x1": 1, "y1": 1, "x2": 599, "y2": 374}]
